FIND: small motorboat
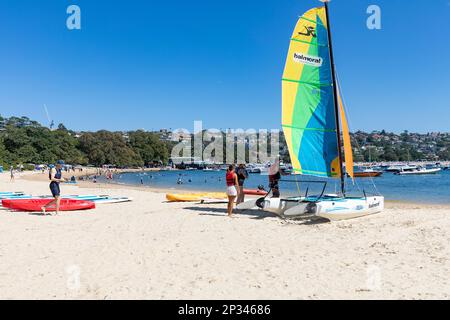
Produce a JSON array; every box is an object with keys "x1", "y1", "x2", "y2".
[
  {"x1": 353, "y1": 168, "x2": 383, "y2": 178},
  {"x1": 385, "y1": 164, "x2": 417, "y2": 173},
  {"x1": 395, "y1": 166, "x2": 441, "y2": 175}
]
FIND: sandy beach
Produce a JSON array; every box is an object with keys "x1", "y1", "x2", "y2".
[{"x1": 1, "y1": 170, "x2": 449, "y2": 299}]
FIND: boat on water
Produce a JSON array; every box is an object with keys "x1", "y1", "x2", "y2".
[
  {"x1": 395, "y1": 166, "x2": 441, "y2": 175},
  {"x1": 238, "y1": 1, "x2": 384, "y2": 221},
  {"x1": 352, "y1": 167, "x2": 383, "y2": 178},
  {"x1": 385, "y1": 164, "x2": 417, "y2": 173},
  {"x1": 247, "y1": 164, "x2": 269, "y2": 174}
]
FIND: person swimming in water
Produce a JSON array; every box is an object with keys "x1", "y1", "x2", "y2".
[{"x1": 42, "y1": 160, "x2": 67, "y2": 215}]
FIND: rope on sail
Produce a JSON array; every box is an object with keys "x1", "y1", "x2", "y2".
[{"x1": 335, "y1": 70, "x2": 382, "y2": 196}]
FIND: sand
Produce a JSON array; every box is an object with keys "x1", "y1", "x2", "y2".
[{"x1": 0, "y1": 170, "x2": 449, "y2": 299}]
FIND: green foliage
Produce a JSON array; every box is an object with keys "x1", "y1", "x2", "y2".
[
  {"x1": 128, "y1": 130, "x2": 169, "y2": 165},
  {"x1": 0, "y1": 116, "x2": 170, "y2": 168},
  {"x1": 1, "y1": 114, "x2": 450, "y2": 168},
  {"x1": 78, "y1": 131, "x2": 143, "y2": 167},
  {"x1": 0, "y1": 120, "x2": 87, "y2": 166}
]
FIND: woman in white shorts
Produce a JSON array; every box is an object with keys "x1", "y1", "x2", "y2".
[{"x1": 225, "y1": 164, "x2": 240, "y2": 217}]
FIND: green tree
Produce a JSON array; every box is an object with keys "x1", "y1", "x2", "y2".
[
  {"x1": 78, "y1": 131, "x2": 143, "y2": 167},
  {"x1": 128, "y1": 130, "x2": 169, "y2": 165}
]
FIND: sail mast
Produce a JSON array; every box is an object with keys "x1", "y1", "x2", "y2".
[{"x1": 323, "y1": 0, "x2": 345, "y2": 195}]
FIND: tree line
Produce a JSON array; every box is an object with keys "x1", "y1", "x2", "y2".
[
  {"x1": 0, "y1": 115, "x2": 171, "y2": 168},
  {"x1": 2, "y1": 115, "x2": 449, "y2": 169}
]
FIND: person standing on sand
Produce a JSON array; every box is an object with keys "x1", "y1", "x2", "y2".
[
  {"x1": 10, "y1": 166, "x2": 15, "y2": 182},
  {"x1": 268, "y1": 172, "x2": 281, "y2": 197},
  {"x1": 235, "y1": 164, "x2": 248, "y2": 205},
  {"x1": 42, "y1": 160, "x2": 67, "y2": 215},
  {"x1": 225, "y1": 164, "x2": 240, "y2": 217},
  {"x1": 268, "y1": 158, "x2": 284, "y2": 198}
]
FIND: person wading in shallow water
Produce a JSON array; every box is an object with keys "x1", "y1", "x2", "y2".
[
  {"x1": 42, "y1": 160, "x2": 67, "y2": 215},
  {"x1": 225, "y1": 164, "x2": 240, "y2": 217}
]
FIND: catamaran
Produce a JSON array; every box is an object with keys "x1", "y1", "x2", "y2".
[{"x1": 238, "y1": 0, "x2": 384, "y2": 221}]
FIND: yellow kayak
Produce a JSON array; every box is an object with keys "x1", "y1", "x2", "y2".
[{"x1": 166, "y1": 192, "x2": 227, "y2": 202}]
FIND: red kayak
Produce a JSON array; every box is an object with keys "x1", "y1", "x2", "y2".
[
  {"x1": 2, "y1": 199, "x2": 95, "y2": 212},
  {"x1": 243, "y1": 189, "x2": 268, "y2": 196}
]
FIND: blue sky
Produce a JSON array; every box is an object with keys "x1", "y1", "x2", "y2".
[{"x1": 0, "y1": 0, "x2": 449, "y2": 133}]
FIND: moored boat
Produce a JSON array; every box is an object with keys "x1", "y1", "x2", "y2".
[
  {"x1": 395, "y1": 166, "x2": 441, "y2": 175},
  {"x1": 353, "y1": 168, "x2": 383, "y2": 178},
  {"x1": 385, "y1": 164, "x2": 417, "y2": 173}
]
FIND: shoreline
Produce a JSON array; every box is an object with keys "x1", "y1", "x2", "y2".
[
  {"x1": 20, "y1": 169, "x2": 450, "y2": 208},
  {"x1": 1, "y1": 171, "x2": 450, "y2": 299}
]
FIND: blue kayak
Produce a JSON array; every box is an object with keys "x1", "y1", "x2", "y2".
[
  {"x1": 0, "y1": 194, "x2": 32, "y2": 199},
  {"x1": 38, "y1": 195, "x2": 110, "y2": 201},
  {"x1": 0, "y1": 192, "x2": 25, "y2": 196}
]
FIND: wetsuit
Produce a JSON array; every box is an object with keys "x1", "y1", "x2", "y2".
[{"x1": 49, "y1": 168, "x2": 62, "y2": 197}]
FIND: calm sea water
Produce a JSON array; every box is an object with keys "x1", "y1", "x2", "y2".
[{"x1": 99, "y1": 169, "x2": 450, "y2": 204}]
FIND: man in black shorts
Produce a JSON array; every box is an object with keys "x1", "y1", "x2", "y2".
[{"x1": 42, "y1": 160, "x2": 67, "y2": 215}]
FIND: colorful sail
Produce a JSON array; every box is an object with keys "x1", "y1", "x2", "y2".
[
  {"x1": 282, "y1": 6, "x2": 340, "y2": 178},
  {"x1": 337, "y1": 85, "x2": 354, "y2": 179}
]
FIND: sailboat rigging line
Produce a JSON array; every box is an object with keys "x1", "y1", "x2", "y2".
[
  {"x1": 334, "y1": 70, "x2": 361, "y2": 194},
  {"x1": 335, "y1": 70, "x2": 381, "y2": 196},
  {"x1": 324, "y1": 2, "x2": 345, "y2": 196},
  {"x1": 294, "y1": 174, "x2": 301, "y2": 195}
]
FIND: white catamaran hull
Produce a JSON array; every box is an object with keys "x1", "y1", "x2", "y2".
[
  {"x1": 259, "y1": 196, "x2": 384, "y2": 221},
  {"x1": 315, "y1": 196, "x2": 384, "y2": 221},
  {"x1": 259, "y1": 197, "x2": 303, "y2": 216}
]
